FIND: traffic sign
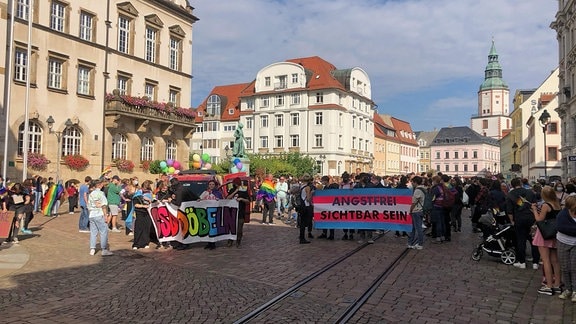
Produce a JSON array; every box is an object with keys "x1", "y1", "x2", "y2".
[{"x1": 569, "y1": 155, "x2": 576, "y2": 162}]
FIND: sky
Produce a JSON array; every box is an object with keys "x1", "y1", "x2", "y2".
[{"x1": 189, "y1": 0, "x2": 559, "y2": 132}]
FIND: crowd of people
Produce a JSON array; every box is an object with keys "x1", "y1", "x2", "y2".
[{"x1": 4, "y1": 167, "x2": 576, "y2": 301}]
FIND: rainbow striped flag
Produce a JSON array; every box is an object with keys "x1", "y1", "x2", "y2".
[
  {"x1": 256, "y1": 179, "x2": 276, "y2": 202},
  {"x1": 42, "y1": 184, "x2": 64, "y2": 216}
]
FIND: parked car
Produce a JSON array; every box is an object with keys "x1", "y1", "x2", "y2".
[{"x1": 173, "y1": 170, "x2": 219, "y2": 202}]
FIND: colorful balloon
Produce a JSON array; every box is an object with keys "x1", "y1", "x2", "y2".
[
  {"x1": 201, "y1": 153, "x2": 210, "y2": 163},
  {"x1": 192, "y1": 161, "x2": 201, "y2": 169},
  {"x1": 173, "y1": 161, "x2": 181, "y2": 169},
  {"x1": 167, "y1": 159, "x2": 174, "y2": 167},
  {"x1": 160, "y1": 161, "x2": 167, "y2": 169},
  {"x1": 233, "y1": 158, "x2": 240, "y2": 165},
  {"x1": 192, "y1": 154, "x2": 201, "y2": 162},
  {"x1": 204, "y1": 163, "x2": 212, "y2": 170},
  {"x1": 236, "y1": 162, "x2": 243, "y2": 170},
  {"x1": 168, "y1": 166, "x2": 175, "y2": 174}
]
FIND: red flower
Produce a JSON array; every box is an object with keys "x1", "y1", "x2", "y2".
[
  {"x1": 105, "y1": 93, "x2": 196, "y2": 119},
  {"x1": 115, "y1": 159, "x2": 134, "y2": 173},
  {"x1": 27, "y1": 152, "x2": 50, "y2": 171},
  {"x1": 63, "y1": 154, "x2": 90, "y2": 171}
]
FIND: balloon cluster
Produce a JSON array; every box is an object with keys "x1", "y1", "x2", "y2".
[
  {"x1": 159, "y1": 159, "x2": 181, "y2": 174},
  {"x1": 191, "y1": 153, "x2": 212, "y2": 170},
  {"x1": 230, "y1": 158, "x2": 247, "y2": 173}
]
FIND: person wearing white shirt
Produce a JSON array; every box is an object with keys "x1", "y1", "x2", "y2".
[{"x1": 275, "y1": 176, "x2": 289, "y2": 217}]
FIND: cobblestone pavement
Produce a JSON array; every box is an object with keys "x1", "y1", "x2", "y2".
[{"x1": 0, "y1": 208, "x2": 575, "y2": 323}]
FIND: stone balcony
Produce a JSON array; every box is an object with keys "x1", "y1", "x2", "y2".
[{"x1": 105, "y1": 90, "x2": 196, "y2": 138}]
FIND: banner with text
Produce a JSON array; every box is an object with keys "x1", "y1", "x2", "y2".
[
  {"x1": 313, "y1": 188, "x2": 413, "y2": 232},
  {"x1": 148, "y1": 200, "x2": 239, "y2": 243}
]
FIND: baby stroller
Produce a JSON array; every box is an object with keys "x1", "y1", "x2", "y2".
[{"x1": 471, "y1": 210, "x2": 516, "y2": 264}]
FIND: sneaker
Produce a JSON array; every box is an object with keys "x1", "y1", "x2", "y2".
[
  {"x1": 11, "y1": 238, "x2": 19, "y2": 244},
  {"x1": 407, "y1": 245, "x2": 415, "y2": 249},
  {"x1": 144, "y1": 245, "x2": 150, "y2": 249},
  {"x1": 533, "y1": 263, "x2": 539, "y2": 270},
  {"x1": 132, "y1": 247, "x2": 138, "y2": 250},
  {"x1": 262, "y1": 222, "x2": 269, "y2": 225},
  {"x1": 21, "y1": 229, "x2": 32, "y2": 235},
  {"x1": 414, "y1": 244, "x2": 423, "y2": 250},
  {"x1": 553, "y1": 287, "x2": 563, "y2": 294},
  {"x1": 538, "y1": 286, "x2": 553, "y2": 296},
  {"x1": 559, "y1": 290, "x2": 572, "y2": 300},
  {"x1": 367, "y1": 239, "x2": 375, "y2": 244},
  {"x1": 101, "y1": 250, "x2": 114, "y2": 256},
  {"x1": 268, "y1": 222, "x2": 274, "y2": 225},
  {"x1": 513, "y1": 262, "x2": 526, "y2": 269},
  {"x1": 89, "y1": 249, "x2": 96, "y2": 256},
  {"x1": 79, "y1": 230, "x2": 90, "y2": 233},
  {"x1": 128, "y1": 232, "x2": 134, "y2": 236},
  {"x1": 111, "y1": 228, "x2": 121, "y2": 233}
]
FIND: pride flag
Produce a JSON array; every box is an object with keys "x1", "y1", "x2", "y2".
[
  {"x1": 256, "y1": 180, "x2": 276, "y2": 202},
  {"x1": 42, "y1": 184, "x2": 64, "y2": 216}
]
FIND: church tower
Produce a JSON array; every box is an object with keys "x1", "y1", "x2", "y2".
[{"x1": 471, "y1": 40, "x2": 512, "y2": 139}]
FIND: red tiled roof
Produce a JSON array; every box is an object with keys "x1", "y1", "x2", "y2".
[
  {"x1": 390, "y1": 117, "x2": 418, "y2": 145},
  {"x1": 286, "y1": 56, "x2": 346, "y2": 91},
  {"x1": 373, "y1": 113, "x2": 396, "y2": 141},
  {"x1": 195, "y1": 83, "x2": 251, "y2": 123}
]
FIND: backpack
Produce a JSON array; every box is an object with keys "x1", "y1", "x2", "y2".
[
  {"x1": 293, "y1": 185, "x2": 308, "y2": 212},
  {"x1": 417, "y1": 187, "x2": 434, "y2": 214},
  {"x1": 441, "y1": 185, "x2": 456, "y2": 209}
]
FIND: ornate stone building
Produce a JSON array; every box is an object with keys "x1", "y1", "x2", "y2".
[{"x1": 0, "y1": 0, "x2": 197, "y2": 181}]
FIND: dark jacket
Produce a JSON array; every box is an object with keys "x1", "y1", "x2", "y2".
[
  {"x1": 557, "y1": 208, "x2": 576, "y2": 237},
  {"x1": 506, "y1": 187, "x2": 536, "y2": 221}
]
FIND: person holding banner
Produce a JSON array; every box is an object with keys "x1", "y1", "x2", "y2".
[
  {"x1": 408, "y1": 176, "x2": 426, "y2": 249},
  {"x1": 298, "y1": 174, "x2": 314, "y2": 244},
  {"x1": 131, "y1": 186, "x2": 154, "y2": 250},
  {"x1": 226, "y1": 177, "x2": 250, "y2": 248},
  {"x1": 200, "y1": 180, "x2": 223, "y2": 250}
]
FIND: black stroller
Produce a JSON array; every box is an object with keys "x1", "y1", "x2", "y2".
[{"x1": 471, "y1": 210, "x2": 516, "y2": 264}]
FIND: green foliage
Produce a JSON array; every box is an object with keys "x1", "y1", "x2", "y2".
[
  {"x1": 149, "y1": 160, "x2": 162, "y2": 174},
  {"x1": 247, "y1": 152, "x2": 316, "y2": 178}
]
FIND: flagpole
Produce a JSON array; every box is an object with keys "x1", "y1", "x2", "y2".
[
  {"x1": 2, "y1": 0, "x2": 15, "y2": 179},
  {"x1": 22, "y1": 0, "x2": 34, "y2": 181}
]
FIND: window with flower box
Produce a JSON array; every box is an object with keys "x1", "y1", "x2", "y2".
[
  {"x1": 141, "y1": 137, "x2": 154, "y2": 161},
  {"x1": 17, "y1": 121, "x2": 42, "y2": 156},
  {"x1": 112, "y1": 133, "x2": 127, "y2": 160},
  {"x1": 62, "y1": 126, "x2": 82, "y2": 156}
]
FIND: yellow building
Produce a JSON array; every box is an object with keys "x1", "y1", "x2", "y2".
[{"x1": 0, "y1": 0, "x2": 197, "y2": 181}]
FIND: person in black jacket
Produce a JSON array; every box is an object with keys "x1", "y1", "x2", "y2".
[
  {"x1": 556, "y1": 195, "x2": 576, "y2": 300},
  {"x1": 506, "y1": 177, "x2": 540, "y2": 269}
]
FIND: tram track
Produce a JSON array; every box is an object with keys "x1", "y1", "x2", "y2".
[{"x1": 232, "y1": 231, "x2": 411, "y2": 323}]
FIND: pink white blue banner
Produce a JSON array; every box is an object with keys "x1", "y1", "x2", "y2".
[
  {"x1": 148, "y1": 200, "x2": 239, "y2": 243},
  {"x1": 313, "y1": 188, "x2": 413, "y2": 231}
]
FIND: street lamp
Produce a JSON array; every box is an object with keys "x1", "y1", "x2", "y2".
[
  {"x1": 539, "y1": 109, "x2": 551, "y2": 180},
  {"x1": 46, "y1": 116, "x2": 73, "y2": 183}
]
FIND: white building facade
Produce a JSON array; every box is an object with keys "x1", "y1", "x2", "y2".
[{"x1": 238, "y1": 56, "x2": 376, "y2": 176}]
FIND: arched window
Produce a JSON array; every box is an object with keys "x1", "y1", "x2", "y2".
[
  {"x1": 165, "y1": 139, "x2": 176, "y2": 160},
  {"x1": 18, "y1": 121, "x2": 43, "y2": 155},
  {"x1": 206, "y1": 94, "x2": 221, "y2": 116},
  {"x1": 112, "y1": 133, "x2": 127, "y2": 160},
  {"x1": 62, "y1": 126, "x2": 82, "y2": 156},
  {"x1": 141, "y1": 137, "x2": 154, "y2": 161}
]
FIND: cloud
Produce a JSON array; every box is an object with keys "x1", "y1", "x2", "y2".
[{"x1": 191, "y1": 0, "x2": 558, "y2": 130}]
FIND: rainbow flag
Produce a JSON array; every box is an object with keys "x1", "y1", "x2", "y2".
[
  {"x1": 42, "y1": 184, "x2": 64, "y2": 216},
  {"x1": 256, "y1": 180, "x2": 276, "y2": 202}
]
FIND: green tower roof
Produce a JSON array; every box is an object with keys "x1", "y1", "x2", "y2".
[{"x1": 479, "y1": 40, "x2": 508, "y2": 91}]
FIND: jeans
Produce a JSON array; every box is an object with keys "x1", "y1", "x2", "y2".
[
  {"x1": 79, "y1": 206, "x2": 89, "y2": 230},
  {"x1": 89, "y1": 216, "x2": 109, "y2": 250},
  {"x1": 409, "y1": 211, "x2": 424, "y2": 246},
  {"x1": 431, "y1": 207, "x2": 446, "y2": 239},
  {"x1": 514, "y1": 217, "x2": 540, "y2": 264},
  {"x1": 276, "y1": 195, "x2": 288, "y2": 215},
  {"x1": 34, "y1": 191, "x2": 42, "y2": 212}
]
